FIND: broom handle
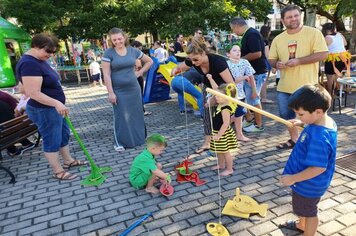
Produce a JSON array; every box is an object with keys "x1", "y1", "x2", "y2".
[
  {"x1": 65, "y1": 116, "x2": 96, "y2": 167},
  {"x1": 206, "y1": 88, "x2": 297, "y2": 128}
]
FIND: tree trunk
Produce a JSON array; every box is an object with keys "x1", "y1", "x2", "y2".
[
  {"x1": 333, "y1": 5, "x2": 346, "y2": 32},
  {"x1": 64, "y1": 39, "x2": 71, "y2": 62},
  {"x1": 151, "y1": 31, "x2": 159, "y2": 42},
  {"x1": 305, "y1": 7, "x2": 316, "y2": 27},
  {"x1": 334, "y1": 18, "x2": 346, "y2": 32},
  {"x1": 350, "y1": 11, "x2": 356, "y2": 55}
]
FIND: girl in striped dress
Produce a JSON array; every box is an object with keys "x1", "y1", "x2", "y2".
[{"x1": 207, "y1": 75, "x2": 238, "y2": 176}]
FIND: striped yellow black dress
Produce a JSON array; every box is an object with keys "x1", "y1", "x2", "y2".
[{"x1": 210, "y1": 105, "x2": 238, "y2": 153}]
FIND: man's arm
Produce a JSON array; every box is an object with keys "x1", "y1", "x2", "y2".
[
  {"x1": 242, "y1": 51, "x2": 262, "y2": 61},
  {"x1": 286, "y1": 51, "x2": 328, "y2": 67},
  {"x1": 268, "y1": 59, "x2": 277, "y2": 68},
  {"x1": 269, "y1": 59, "x2": 287, "y2": 70}
]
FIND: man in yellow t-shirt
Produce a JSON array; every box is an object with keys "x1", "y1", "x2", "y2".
[{"x1": 269, "y1": 5, "x2": 328, "y2": 150}]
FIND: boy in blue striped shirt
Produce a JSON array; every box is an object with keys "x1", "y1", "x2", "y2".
[{"x1": 279, "y1": 84, "x2": 337, "y2": 235}]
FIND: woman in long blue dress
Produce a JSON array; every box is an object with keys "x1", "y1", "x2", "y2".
[{"x1": 102, "y1": 28, "x2": 153, "y2": 151}]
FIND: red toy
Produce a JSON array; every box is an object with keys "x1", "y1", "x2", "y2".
[
  {"x1": 175, "y1": 158, "x2": 206, "y2": 186},
  {"x1": 160, "y1": 182, "x2": 174, "y2": 196}
]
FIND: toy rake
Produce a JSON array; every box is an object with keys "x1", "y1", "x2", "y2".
[{"x1": 65, "y1": 116, "x2": 112, "y2": 186}]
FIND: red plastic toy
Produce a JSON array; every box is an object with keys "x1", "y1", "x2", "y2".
[{"x1": 175, "y1": 158, "x2": 206, "y2": 186}]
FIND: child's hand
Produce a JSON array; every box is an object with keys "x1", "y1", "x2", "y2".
[
  {"x1": 165, "y1": 174, "x2": 172, "y2": 184},
  {"x1": 171, "y1": 67, "x2": 181, "y2": 76},
  {"x1": 289, "y1": 119, "x2": 304, "y2": 127},
  {"x1": 212, "y1": 135, "x2": 221, "y2": 141},
  {"x1": 14, "y1": 108, "x2": 21, "y2": 117},
  {"x1": 280, "y1": 175, "x2": 296, "y2": 186},
  {"x1": 206, "y1": 74, "x2": 213, "y2": 80}
]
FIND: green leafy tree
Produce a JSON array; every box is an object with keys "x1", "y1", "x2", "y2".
[
  {"x1": 277, "y1": 0, "x2": 355, "y2": 31},
  {"x1": 0, "y1": 0, "x2": 272, "y2": 43}
]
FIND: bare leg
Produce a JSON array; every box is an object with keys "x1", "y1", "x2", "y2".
[
  {"x1": 211, "y1": 153, "x2": 226, "y2": 170},
  {"x1": 245, "y1": 109, "x2": 253, "y2": 122},
  {"x1": 234, "y1": 116, "x2": 250, "y2": 141},
  {"x1": 254, "y1": 104, "x2": 263, "y2": 127},
  {"x1": 44, "y1": 151, "x2": 65, "y2": 174},
  {"x1": 201, "y1": 135, "x2": 211, "y2": 149},
  {"x1": 145, "y1": 163, "x2": 162, "y2": 194},
  {"x1": 303, "y1": 216, "x2": 318, "y2": 236},
  {"x1": 145, "y1": 174, "x2": 159, "y2": 194},
  {"x1": 59, "y1": 145, "x2": 76, "y2": 165},
  {"x1": 326, "y1": 74, "x2": 336, "y2": 95},
  {"x1": 260, "y1": 75, "x2": 268, "y2": 100},
  {"x1": 220, "y1": 152, "x2": 233, "y2": 176}
]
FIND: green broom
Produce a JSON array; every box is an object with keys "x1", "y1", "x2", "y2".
[{"x1": 65, "y1": 116, "x2": 112, "y2": 186}]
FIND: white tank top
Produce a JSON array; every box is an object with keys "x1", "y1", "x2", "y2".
[{"x1": 326, "y1": 33, "x2": 346, "y2": 53}]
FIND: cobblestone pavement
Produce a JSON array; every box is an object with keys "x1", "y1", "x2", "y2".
[{"x1": 1, "y1": 83, "x2": 355, "y2": 236}]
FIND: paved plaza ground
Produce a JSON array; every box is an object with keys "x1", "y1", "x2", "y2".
[{"x1": 0, "y1": 81, "x2": 355, "y2": 236}]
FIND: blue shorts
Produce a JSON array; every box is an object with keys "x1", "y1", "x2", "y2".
[
  {"x1": 26, "y1": 105, "x2": 70, "y2": 152},
  {"x1": 91, "y1": 73, "x2": 101, "y2": 82},
  {"x1": 234, "y1": 99, "x2": 247, "y2": 117},
  {"x1": 244, "y1": 73, "x2": 267, "y2": 106},
  {"x1": 277, "y1": 92, "x2": 296, "y2": 120}
]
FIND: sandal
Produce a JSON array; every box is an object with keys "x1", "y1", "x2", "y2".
[
  {"x1": 53, "y1": 171, "x2": 77, "y2": 180},
  {"x1": 195, "y1": 147, "x2": 210, "y2": 154},
  {"x1": 63, "y1": 160, "x2": 88, "y2": 170},
  {"x1": 278, "y1": 220, "x2": 304, "y2": 233},
  {"x1": 276, "y1": 139, "x2": 296, "y2": 150}
]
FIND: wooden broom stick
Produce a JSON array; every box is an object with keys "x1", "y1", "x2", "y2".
[{"x1": 206, "y1": 88, "x2": 297, "y2": 129}]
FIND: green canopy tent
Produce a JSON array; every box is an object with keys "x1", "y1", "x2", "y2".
[{"x1": 0, "y1": 17, "x2": 31, "y2": 88}]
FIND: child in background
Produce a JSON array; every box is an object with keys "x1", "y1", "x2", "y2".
[
  {"x1": 206, "y1": 76, "x2": 238, "y2": 176},
  {"x1": 279, "y1": 84, "x2": 337, "y2": 235},
  {"x1": 226, "y1": 44, "x2": 257, "y2": 141},
  {"x1": 153, "y1": 41, "x2": 168, "y2": 63},
  {"x1": 89, "y1": 57, "x2": 103, "y2": 87},
  {"x1": 129, "y1": 134, "x2": 171, "y2": 194}
]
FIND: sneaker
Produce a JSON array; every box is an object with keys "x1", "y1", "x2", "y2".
[
  {"x1": 180, "y1": 111, "x2": 186, "y2": 115},
  {"x1": 242, "y1": 119, "x2": 255, "y2": 128},
  {"x1": 114, "y1": 145, "x2": 125, "y2": 152},
  {"x1": 22, "y1": 142, "x2": 35, "y2": 153},
  {"x1": 7, "y1": 147, "x2": 23, "y2": 157},
  {"x1": 243, "y1": 124, "x2": 264, "y2": 133}
]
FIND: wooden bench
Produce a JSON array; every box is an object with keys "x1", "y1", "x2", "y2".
[{"x1": 0, "y1": 114, "x2": 40, "y2": 183}]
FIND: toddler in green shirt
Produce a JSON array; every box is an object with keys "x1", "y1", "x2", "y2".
[{"x1": 129, "y1": 134, "x2": 171, "y2": 194}]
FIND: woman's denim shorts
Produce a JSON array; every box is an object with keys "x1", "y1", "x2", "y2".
[{"x1": 26, "y1": 104, "x2": 70, "y2": 152}]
